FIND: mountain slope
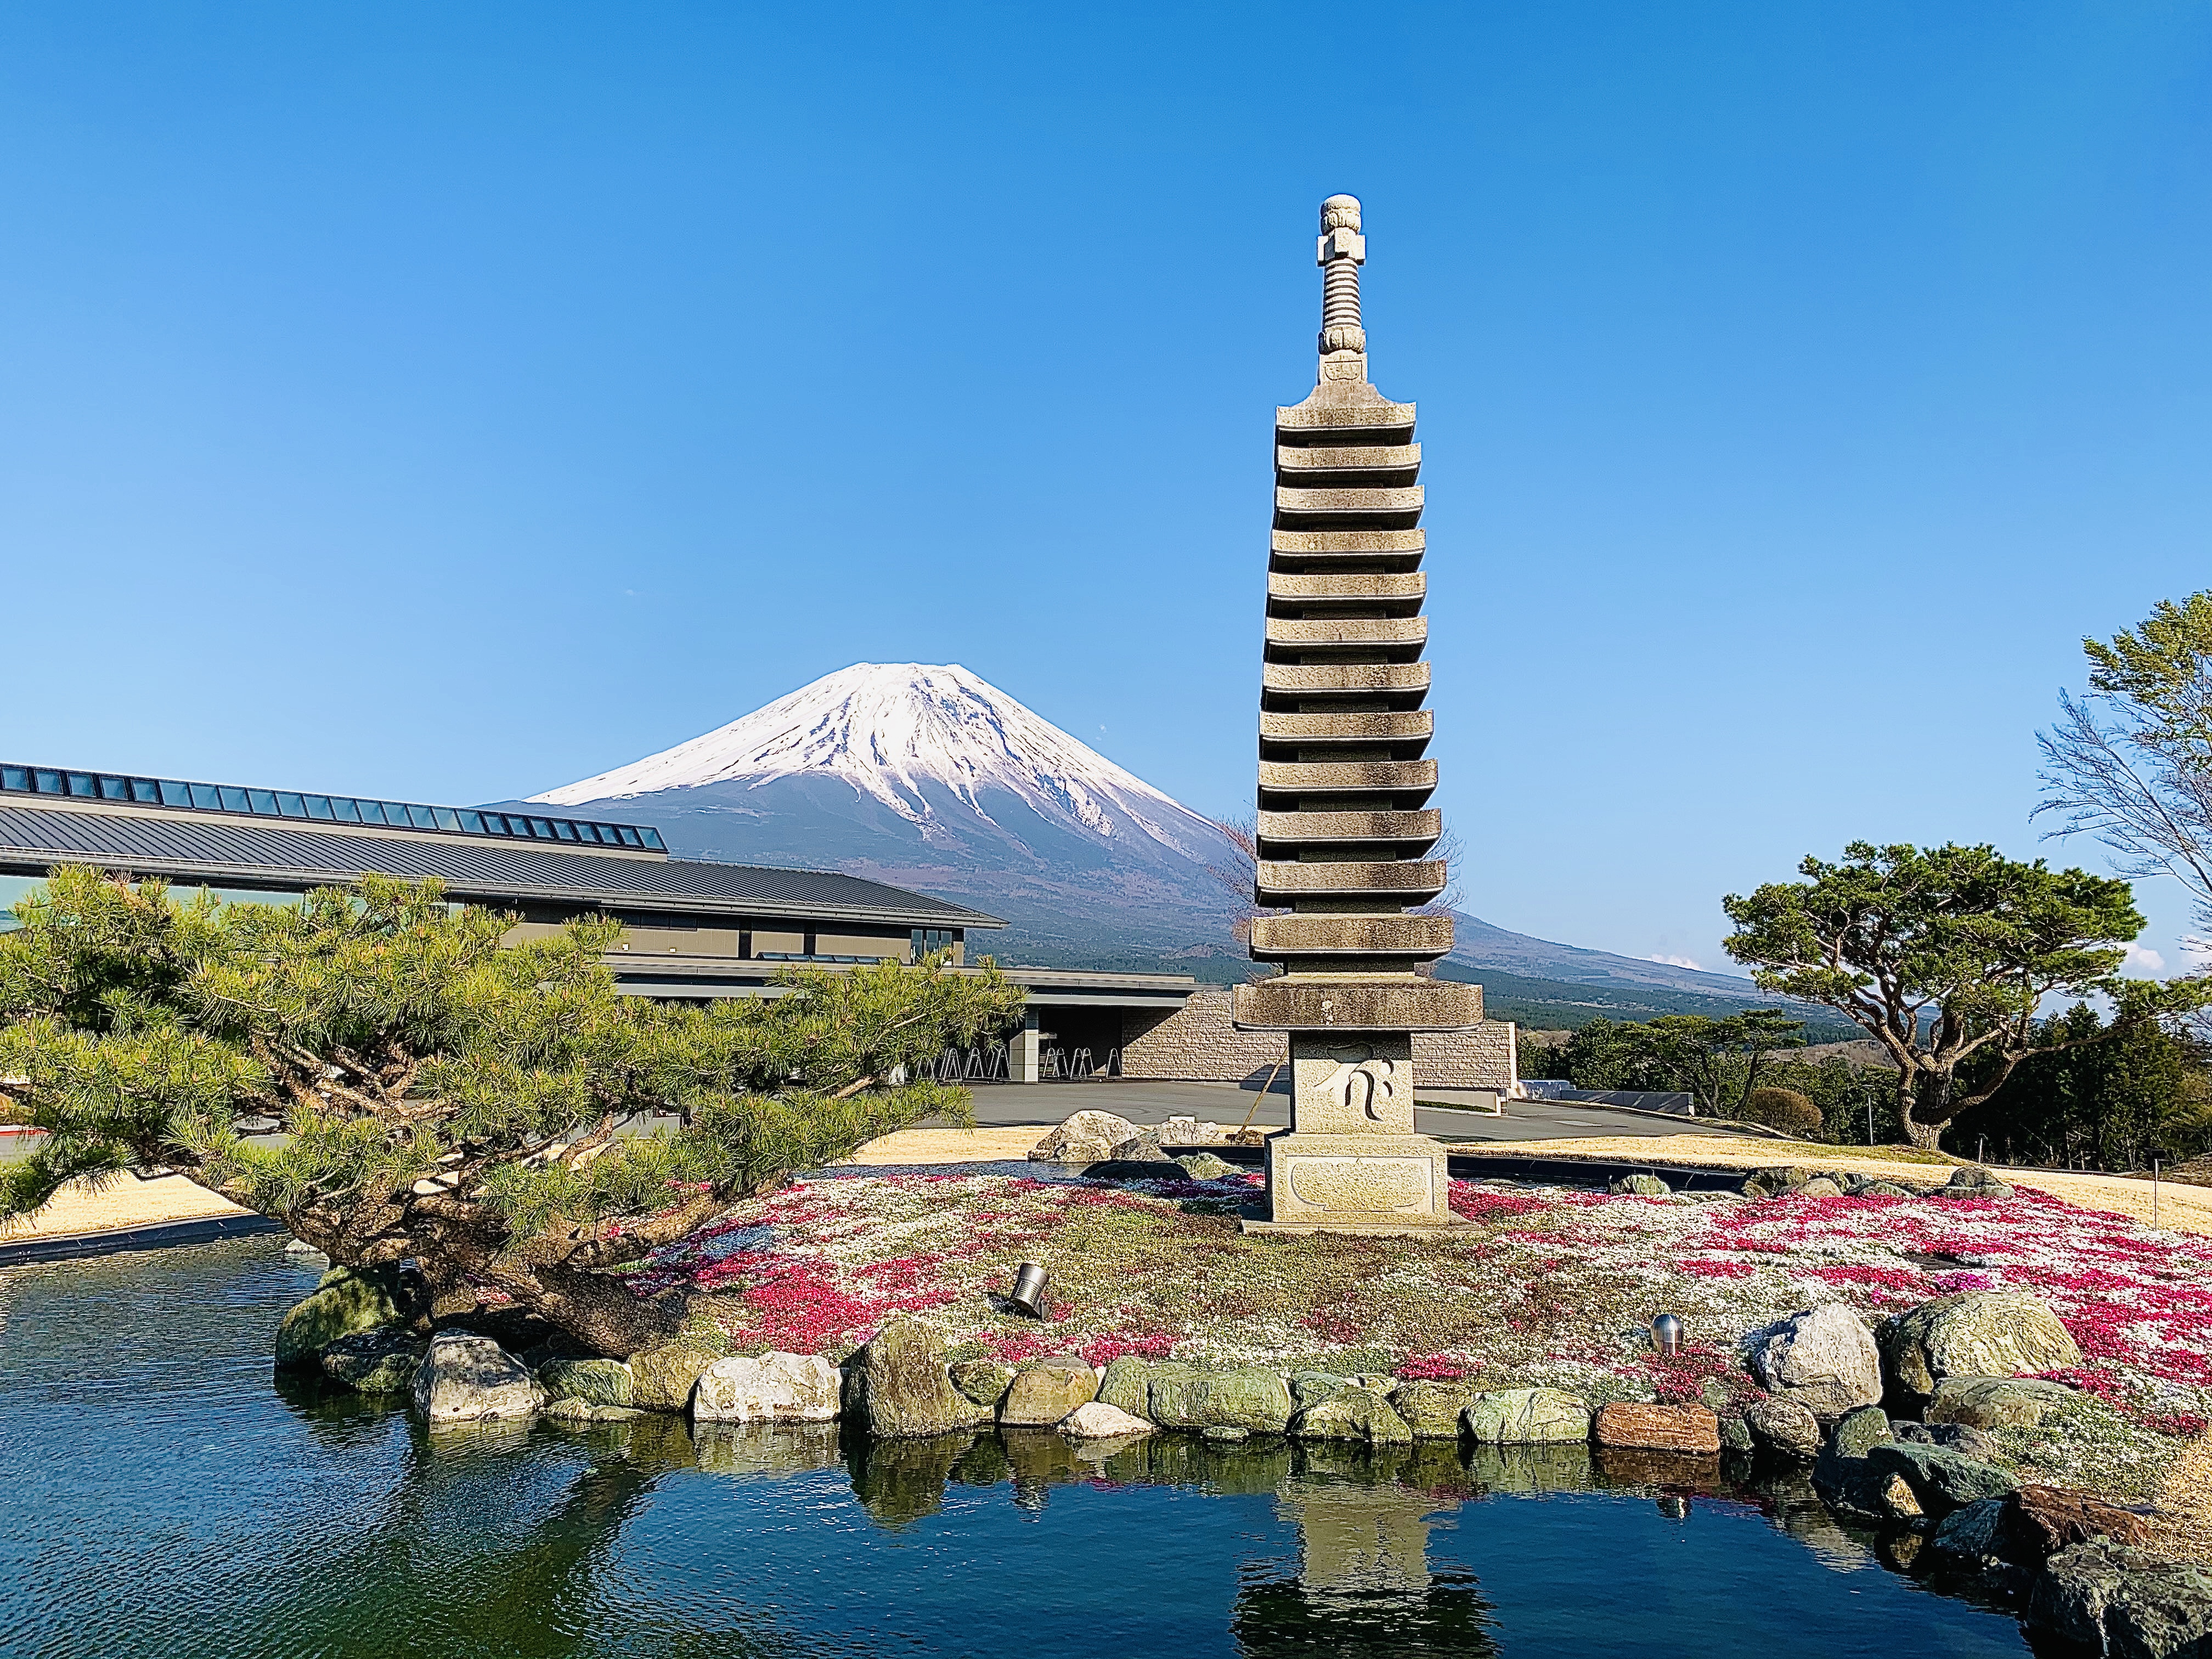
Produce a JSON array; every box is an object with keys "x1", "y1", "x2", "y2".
[{"x1": 520, "y1": 662, "x2": 1820, "y2": 1026}]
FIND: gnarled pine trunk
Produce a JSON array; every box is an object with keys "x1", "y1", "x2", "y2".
[{"x1": 1900, "y1": 1069, "x2": 1953, "y2": 1152}]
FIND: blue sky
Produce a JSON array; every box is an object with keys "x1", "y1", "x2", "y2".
[{"x1": 5, "y1": 3, "x2": 2210, "y2": 976}]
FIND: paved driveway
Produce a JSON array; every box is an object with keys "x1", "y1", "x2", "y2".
[{"x1": 949, "y1": 1080, "x2": 1756, "y2": 1144}]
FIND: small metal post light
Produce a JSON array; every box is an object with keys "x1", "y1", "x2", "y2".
[
  {"x1": 1652, "y1": 1313, "x2": 1684, "y2": 1357},
  {"x1": 1007, "y1": 1261, "x2": 1050, "y2": 1320}
]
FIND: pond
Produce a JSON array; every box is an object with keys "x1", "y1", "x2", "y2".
[{"x1": 0, "y1": 1237, "x2": 2041, "y2": 1658}]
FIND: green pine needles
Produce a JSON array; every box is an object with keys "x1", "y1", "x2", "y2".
[{"x1": 0, "y1": 867, "x2": 1024, "y2": 1353}]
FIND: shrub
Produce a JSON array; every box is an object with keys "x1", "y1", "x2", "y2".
[{"x1": 1741, "y1": 1086, "x2": 1822, "y2": 1137}]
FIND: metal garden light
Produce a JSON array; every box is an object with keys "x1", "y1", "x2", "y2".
[
  {"x1": 1652, "y1": 1313, "x2": 1684, "y2": 1357},
  {"x1": 1007, "y1": 1261, "x2": 1050, "y2": 1320}
]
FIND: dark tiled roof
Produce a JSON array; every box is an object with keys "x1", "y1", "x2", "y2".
[{"x1": 0, "y1": 804, "x2": 1001, "y2": 928}]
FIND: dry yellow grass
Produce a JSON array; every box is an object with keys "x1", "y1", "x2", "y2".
[
  {"x1": 2154, "y1": 1431, "x2": 2212, "y2": 1566},
  {"x1": 1458, "y1": 1133, "x2": 2212, "y2": 1237},
  {"x1": 0, "y1": 1172, "x2": 248, "y2": 1242},
  {"x1": 842, "y1": 1126, "x2": 1048, "y2": 1165}
]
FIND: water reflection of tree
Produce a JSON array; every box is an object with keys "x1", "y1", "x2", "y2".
[{"x1": 253, "y1": 1411, "x2": 836, "y2": 1659}]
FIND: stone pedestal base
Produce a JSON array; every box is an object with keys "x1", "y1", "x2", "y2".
[{"x1": 1249, "y1": 1131, "x2": 1454, "y2": 1233}]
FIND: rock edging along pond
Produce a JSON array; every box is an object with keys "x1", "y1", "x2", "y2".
[{"x1": 270, "y1": 1158, "x2": 2212, "y2": 1658}]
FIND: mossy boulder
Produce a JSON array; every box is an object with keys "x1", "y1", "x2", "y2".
[
  {"x1": 950, "y1": 1359, "x2": 1017, "y2": 1410},
  {"x1": 1927, "y1": 1375, "x2": 2075, "y2": 1430},
  {"x1": 1094, "y1": 1356, "x2": 1156, "y2": 1416},
  {"x1": 273, "y1": 1264, "x2": 419, "y2": 1367},
  {"x1": 846, "y1": 1318, "x2": 986, "y2": 1439},
  {"x1": 1461, "y1": 1387, "x2": 1590, "y2": 1444},
  {"x1": 1812, "y1": 1404, "x2": 1895, "y2": 1518},
  {"x1": 1174, "y1": 1153, "x2": 1235, "y2": 1181},
  {"x1": 318, "y1": 1328, "x2": 427, "y2": 1394},
  {"x1": 1609, "y1": 1174, "x2": 1671, "y2": 1197},
  {"x1": 1881, "y1": 1291, "x2": 2083, "y2": 1402},
  {"x1": 998, "y1": 1357, "x2": 1099, "y2": 1426},
  {"x1": 1142, "y1": 1366, "x2": 1292, "y2": 1433},
  {"x1": 1289, "y1": 1369, "x2": 1351, "y2": 1408},
  {"x1": 1388, "y1": 1381, "x2": 1476, "y2": 1439},
  {"x1": 1289, "y1": 1388, "x2": 1413, "y2": 1445},
  {"x1": 540, "y1": 1358, "x2": 636, "y2": 1409},
  {"x1": 628, "y1": 1342, "x2": 718, "y2": 1413},
  {"x1": 1867, "y1": 1441, "x2": 2017, "y2": 1519}
]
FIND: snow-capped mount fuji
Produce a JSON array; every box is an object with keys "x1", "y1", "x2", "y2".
[
  {"x1": 523, "y1": 664, "x2": 1251, "y2": 961},
  {"x1": 534, "y1": 663, "x2": 1228, "y2": 865}
]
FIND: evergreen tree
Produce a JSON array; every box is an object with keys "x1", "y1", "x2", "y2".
[{"x1": 0, "y1": 867, "x2": 1024, "y2": 1355}]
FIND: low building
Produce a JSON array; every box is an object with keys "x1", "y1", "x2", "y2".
[{"x1": 0, "y1": 760, "x2": 1514, "y2": 1091}]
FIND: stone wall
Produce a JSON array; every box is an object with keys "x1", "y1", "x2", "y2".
[{"x1": 1121, "y1": 989, "x2": 1515, "y2": 1089}]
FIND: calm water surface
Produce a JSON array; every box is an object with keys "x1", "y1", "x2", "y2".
[{"x1": 0, "y1": 1238, "x2": 2036, "y2": 1658}]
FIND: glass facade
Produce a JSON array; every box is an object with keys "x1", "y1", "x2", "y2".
[{"x1": 0, "y1": 763, "x2": 665, "y2": 853}]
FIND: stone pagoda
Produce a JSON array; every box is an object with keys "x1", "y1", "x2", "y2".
[{"x1": 1232, "y1": 193, "x2": 1481, "y2": 1234}]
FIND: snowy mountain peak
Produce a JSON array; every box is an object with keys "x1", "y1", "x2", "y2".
[{"x1": 531, "y1": 663, "x2": 1225, "y2": 857}]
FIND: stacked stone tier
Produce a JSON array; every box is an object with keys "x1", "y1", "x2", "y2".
[{"x1": 1234, "y1": 358, "x2": 1479, "y2": 1032}]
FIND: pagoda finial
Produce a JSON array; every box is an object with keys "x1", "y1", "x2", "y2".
[{"x1": 1317, "y1": 193, "x2": 1367, "y2": 358}]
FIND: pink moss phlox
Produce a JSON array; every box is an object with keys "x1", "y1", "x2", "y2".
[
  {"x1": 1397, "y1": 1354, "x2": 1481, "y2": 1382},
  {"x1": 1640, "y1": 1344, "x2": 1764, "y2": 1407},
  {"x1": 1082, "y1": 1332, "x2": 1177, "y2": 1367},
  {"x1": 1679, "y1": 1258, "x2": 1758, "y2": 1280},
  {"x1": 1447, "y1": 1186, "x2": 1548, "y2": 1222}
]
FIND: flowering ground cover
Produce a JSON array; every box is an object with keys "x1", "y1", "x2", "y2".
[{"x1": 630, "y1": 1167, "x2": 2212, "y2": 1503}]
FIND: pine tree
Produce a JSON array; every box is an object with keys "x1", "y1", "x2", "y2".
[{"x1": 0, "y1": 866, "x2": 1024, "y2": 1354}]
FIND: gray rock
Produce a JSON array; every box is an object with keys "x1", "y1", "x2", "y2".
[
  {"x1": 539, "y1": 1357, "x2": 635, "y2": 1409},
  {"x1": 1461, "y1": 1388, "x2": 1591, "y2": 1444},
  {"x1": 1202, "y1": 1425, "x2": 1250, "y2": 1443},
  {"x1": 1717, "y1": 1413, "x2": 1754, "y2": 1453},
  {"x1": 2030, "y1": 1542, "x2": 2212, "y2": 1658},
  {"x1": 1028, "y1": 1111, "x2": 1141, "y2": 1164},
  {"x1": 1928, "y1": 1374, "x2": 2076, "y2": 1430},
  {"x1": 1812, "y1": 1405, "x2": 1896, "y2": 1518},
  {"x1": 949, "y1": 1359, "x2": 1016, "y2": 1409},
  {"x1": 1609, "y1": 1173, "x2": 1671, "y2": 1196},
  {"x1": 1939, "y1": 1165, "x2": 2016, "y2": 1200},
  {"x1": 1893, "y1": 1420, "x2": 2000, "y2": 1462},
  {"x1": 844, "y1": 1318, "x2": 985, "y2": 1439},
  {"x1": 411, "y1": 1331, "x2": 544, "y2": 1426},
  {"x1": 274, "y1": 1263, "x2": 420, "y2": 1367},
  {"x1": 1748, "y1": 1304, "x2": 1884, "y2": 1420},
  {"x1": 1389, "y1": 1381, "x2": 1476, "y2": 1439},
  {"x1": 1108, "y1": 1130, "x2": 1167, "y2": 1162},
  {"x1": 1796, "y1": 1176, "x2": 1844, "y2": 1197},
  {"x1": 1289, "y1": 1388, "x2": 1413, "y2": 1444},
  {"x1": 1854, "y1": 1180, "x2": 1917, "y2": 1198},
  {"x1": 1059, "y1": 1401, "x2": 1154, "y2": 1440},
  {"x1": 1744, "y1": 1394, "x2": 1823, "y2": 1460},
  {"x1": 1882, "y1": 1291, "x2": 2084, "y2": 1402},
  {"x1": 1929, "y1": 1497, "x2": 2015, "y2": 1570},
  {"x1": 318, "y1": 1328, "x2": 426, "y2": 1393},
  {"x1": 1742, "y1": 1165, "x2": 1820, "y2": 1198},
  {"x1": 1867, "y1": 1440, "x2": 2018, "y2": 1517},
  {"x1": 693, "y1": 1353, "x2": 840, "y2": 1423}
]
